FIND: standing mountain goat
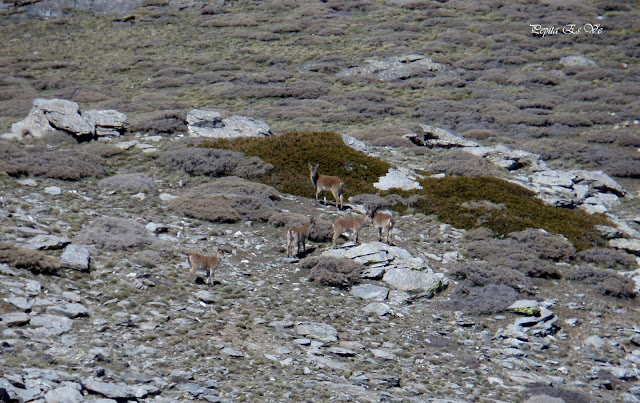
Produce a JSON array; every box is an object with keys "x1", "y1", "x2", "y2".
[
  {"x1": 332, "y1": 211, "x2": 370, "y2": 248},
  {"x1": 188, "y1": 250, "x2": 223, "y2": 286},
  {"x1": 372, "y1": 210, "x2": 395, "y2": 245},
  {"x1": 287, "y1": 217, "x2": 315, "y2": 257},
  {"x1": 309, "y1": 163, "x2": 344, "y2": 209}
]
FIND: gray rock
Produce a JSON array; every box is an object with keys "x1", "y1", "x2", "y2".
[
  {"x1": 194, "y1": 290, "x2": 216, "y2": 303},
  {"x1": 24, "y1": 234, "x2": 71, "y2": 250},
  {"x1": 187, "y1": 109, "x2": 271, "y2": 138},
  {"x1": 7, "y1": 106, "x2": 54, "y2": 140},
  {"x1": 560, "y1": 55, "x2": 597, "y2": 68},
  {"x1": 336, "y1": 54, "x2": 446, "y2": 81},
  {"x1": 363, "y1": 302, "x2": 392, "y2": 316},
  {"x1": 82, "y1": 109, "x2": 127, "y2": 137},
  {"x1": 46, "y1": 302, "x2": 89, "y2": 319},
  {"x1": 532, "y1": 171, "x2": 575, "y2": 188},
  {"x1": 373, "y1": 168, "x2": 423, "y2": 191},
  {"x1": 350, "y1": 284, "x2": 389, "y2": 301},
  {"x1": 35, "y1": 98, "x2": 93, "y2": 136},
  {"x1": 44, "y1": 186, "x2": 62, "y2": 195},
  {"x1": 5, "y1": 297, "x2": 32, "y2": 311},
  {"x1": 44, "y1": 385, "x2": 84, "y2": 402},
  {"x1": 570, "y1": 169, "x2": 626, "y2": 196},
  {"x1": 4, "y1": 0, "x2": 144, "y2": 17},
  {"x1": 221, "y1": 347, "x2": 245, "y2": 357},
  {"x1": 296, "y1": 322, "x2": 338, "y2": 342},
  {"x1": 610, "y1": 239, "x2": 640, "y2": 256},
  {"x1": 17, "y1": 178, "x2": 38, "y2": 187},
  {"x1": 361, "y1": 265, "x2": 386, "y2": 279},
  {"x1": 1, "y1": 312, "x2": 31, "y2": 326},
  {"x1": 371, "y1": 348, "x2": 396, "y2": 360},
  {"x1": 406, "y1": 124, "x2": 479, "y2": 148},
  {"x1": 585, "y1": 335, "x2": 606, "y2": 349},
  {"x1": 82, "y1": 377, "x2": 135, "y2": 399},
  {"x1": 382, "y1": 268, "x2": 448, "y2": 294},
  {"x1": 508, "y1": 300, "x2": 540, "y2": 315},
  {"x1": 369, "y1": 374, "x2": 401, "y2": 388},
  {"x1": 61, "y1": 244, "x2": 90, "y2": 271},
  {"x1": 30, "y1": 314, "x2": 73, "y2": 336},
  {"x1": 326, "y1": 347, "x2": 356, "y2": 357}
]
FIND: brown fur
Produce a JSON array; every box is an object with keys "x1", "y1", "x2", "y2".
[
  {"x1": 188, "y1": 250, "x2": 223, "y2": 286},
  {"x1": 287, "y1": 217, "x2": 315, "y2": 257},
  {"x1": 332, "y1": 212, "x2": 370, "y2": 248},
  {"x1": 372, "y1": 211, "x2": 395, "y2": 244},
  {"x1": 309, "y1": 163, "x2": 344, "y2": 209}
]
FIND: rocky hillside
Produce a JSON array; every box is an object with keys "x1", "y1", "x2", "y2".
[{"x1": 1, "y1": 1, "x2": 640, "y2": 402}]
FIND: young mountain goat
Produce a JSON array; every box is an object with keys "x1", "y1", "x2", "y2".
[
  {"x1": 188, "y1": 250, "x2": 223, "y2": 286},
  {"x1": 309, "y1": 163, "x2": 344, "y2": 209},
  {"x1": 372, "y1": 210, "x2": 395, "y2": 245},
  {"x1": 331, "y1": 211, "x2": 370, "y2": 248},
  {"x1": 287, "y1": 217, "x2": 315, "y2": 257}
]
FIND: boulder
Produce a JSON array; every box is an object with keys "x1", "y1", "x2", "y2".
[
  {"x1": 5, "y1": 98, "x2": 128, "y2": 141},
  {"x1": 406, "y1": 124, "x2": 479, "y2": 148},
  {"x1": 24, "y1": 234, "x2": 71, "y2": 251},
  {"x1": 610, "y1": 238, "x2": 640, "y2": 256},
  {"x1": 336, "y1": 54, "x2": 446, "y2": 81},
  {"x1": 187, "y1": 109, "x2": 271, "y2": 138},
  {"x1": 82, "y1": 109, "x2": 128, "y2": 137},
  {"x1": 382, "y1": 268, "x2": 448, "y2": 294},
  {"x1": 350, "y1": 284, "x2": 390, "y2": 301},
  {"x1": 560, "y1": 55, "x2": 597, "y2": 68},
  {"x1": 60, "y1": 244, "x2": 90, "y2": 271},
  {"x1": 33, "y1": 98, "x2": 93, "y2": 136},
  {"x1": 295, "y1": 322, "x2": 338, "y2": 342}
]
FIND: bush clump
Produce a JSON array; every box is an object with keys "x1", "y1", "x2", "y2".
[
  {"x1": 577, "y1": 247, "x2": 637, "y2": 270},
  {"x1": 161, "y1": 145, "x2": 273, "y2": 179},
  {"x1": 444, "y1": 284, "x2": 519, "y2": 315},
  {"x1": 0, "y1": 242, "x2": 61, "y2": 274},
  {"x1": 451, "y1": 262, "x2": 534, "y2": 294},
  {"x1": 304, "y1": 256, "x2": 363, "y2": 289},
  {"x1": 0, "y1": 142, "x2": 107, "y2": 180},
  {"x1": 79, "y1": 216, "x2": 154, "y2": 251},
  {"x1": 169, "y1": 177, "x2": 279, "y2": 223},
  {"x1": 98, "y1": 173, "x2": 156, "y2": 192},
  {"x1": 465, "y1": 238, "x2": 562, "y2": 279},
  {"x1": 389, "y1": 176, "x2": 610, "y2": 250},
  {"x1": 509, "y1": 228, "x2": 576, "y2": 261},
  {"x1": 198, "y1": 131, "x2": 391, "y2": 198},
  {"x1": 565, "y1": 265, "x2": 636, "y2": 299}
]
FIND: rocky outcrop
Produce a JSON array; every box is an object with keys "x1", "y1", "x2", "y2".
[
  {"x1": 3, "y1": 98, "x2": 127, "y2": 141},
  {"x1": 336, "y1": 54, "x2": 446, "y2": 81},
  {"x1": 186, "y1": 109, "x2": 272, "y2": 138}
]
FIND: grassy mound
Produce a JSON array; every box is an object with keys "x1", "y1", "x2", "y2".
[
  {"x1": 389, "y1": 176, "x2": 610, "y2": 250},
  {"x1": 198, "y1": 131, "x2": 391, "y2": 198}
]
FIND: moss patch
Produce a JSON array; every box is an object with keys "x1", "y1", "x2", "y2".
[
  {"x1": 198, "y1": 131, "x2": 391, "y2": 197},
  {"x1": 388, "y1": 176, "x2": 610, "y2": 250}
]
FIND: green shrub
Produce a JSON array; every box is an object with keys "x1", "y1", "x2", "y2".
[
  {"x1": 198, "y1": 131, "x2": 391, "y2": 198},
  {"x1": 388, "y1": 176, "x2": 610, "y2": 250}
]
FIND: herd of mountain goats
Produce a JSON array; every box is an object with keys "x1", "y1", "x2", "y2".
[{"x1": 188, "y1": 163, "x2": 396, "y2": 285}]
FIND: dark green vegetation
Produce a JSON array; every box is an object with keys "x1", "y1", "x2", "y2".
[
  {"x1": 390, "y1": 176, "x2": 610, "y2": 250},
  {"x1": 199, "y1": 131, "x2": 391, "y2": 197}
]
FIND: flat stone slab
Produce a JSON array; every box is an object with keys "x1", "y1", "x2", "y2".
[
  {"x1": 296, "y1": 322, "x2": 338, "y2": 343},
  {"x1": 350, "y1": 284, "x2": 389, "y2": 301},
  {"x1": 363, "y1": 302, "x2": 392, "y2": 316},
  {"x1": 1, "y1": 312, "x2": 31, "y2": 326},
  {"x1": 374, "y1": 168, "x2": 422, "y2": 191},
  {"x1": 610, "y1": 238, "x2": 640, "y2": 256},
  {"x1": 382, "y1": 268, "x2": 448, "y2": 294},
  {"x1": 24, "y1": 234, "x2": 71, "y2": 250}
]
